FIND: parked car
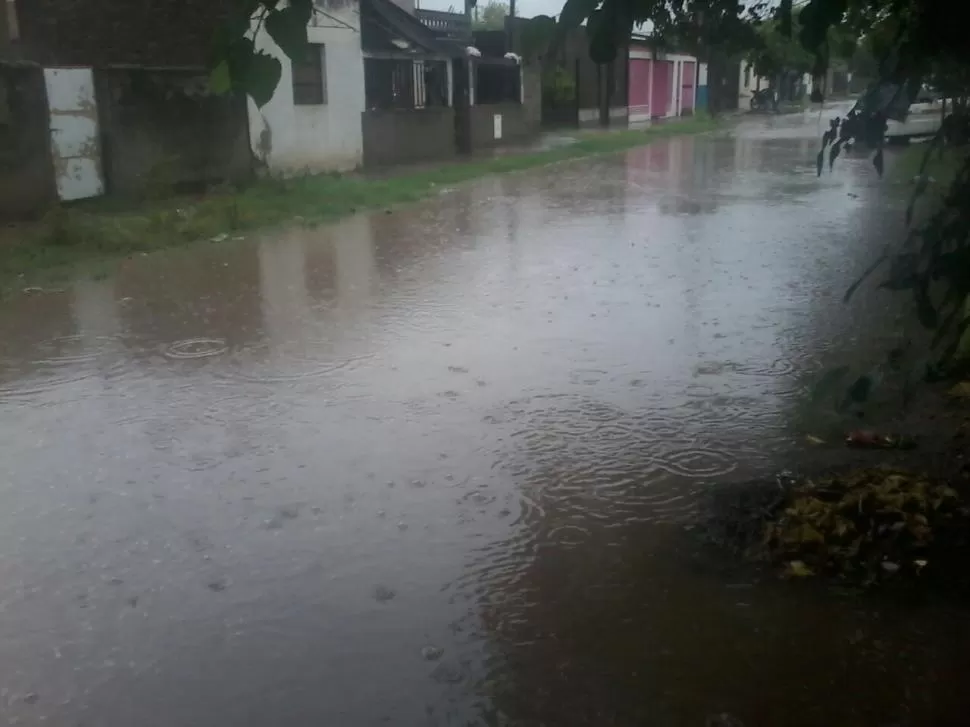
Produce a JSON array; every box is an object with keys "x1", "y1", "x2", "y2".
[{"x1": 885, "y1": 87, "x2": 946, "y2": 141}]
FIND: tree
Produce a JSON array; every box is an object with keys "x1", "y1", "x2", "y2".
[
  {"x1": 210, "y1": 0, "x2": 317, "y2": 107},
  {"x1": 552, "y1": 0, "x2": 761, "y2": 114},
  {"x1": 474, "y1": 0, "x2": 510, "y2": 30},
  {"x1": 748, "y1": 17, "x2": 813, "y2": 81}
]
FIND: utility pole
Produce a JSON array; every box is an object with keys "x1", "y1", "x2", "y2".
[{"x1": 507, "y1": 0, "x2": 516, "y2": 51}]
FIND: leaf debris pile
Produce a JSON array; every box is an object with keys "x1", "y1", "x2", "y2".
[{"x1": 758, "y1": 468, "x2": 970, "y2": 588}]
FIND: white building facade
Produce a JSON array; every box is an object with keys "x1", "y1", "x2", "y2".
[{"x1": 247, "y1": 0, "x2": 366, "y2": 174}]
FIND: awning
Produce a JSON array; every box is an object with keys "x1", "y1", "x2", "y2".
[{"x1": 360, "y1": 0, "x2": 465, "y2": 57}]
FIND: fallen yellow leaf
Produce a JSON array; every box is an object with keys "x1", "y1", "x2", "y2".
[
  {"x1": 805, "y1": 435, "x2": 826, "y2": 445},
  {"x1": 786, "y1": 560, "x2": 814, "y2": 578},
  {"x1": 947, "y1": 382, "x2": 970, "y2": 399}
]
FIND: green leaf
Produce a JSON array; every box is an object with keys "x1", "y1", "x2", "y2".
[
  {"x1": 209, "y1": 60, "x2": 232, "y2": 95},
  {"x1": 557, "y1": 0, "x2": 598, "y2": 34},
  {"x1": 264, "y1": 2, "x2": 312, "y2": 61},
  {"x1": 786, "y1": 560, "x2": 814, "y2": 578},
  {"x1": 847, "y1": 374, "x2": 874, "y2": 403},
  {"x1": 244, "y1": 50, "x2": 283, "y2": 107},
  {"x1": 829, "y1": 139, "x2": 843, "y2": 170},
  {"x1": 916, "y1": 287, "x2": 938, "y2": 329}
]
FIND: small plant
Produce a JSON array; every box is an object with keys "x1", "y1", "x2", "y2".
[
  {"x1": 142, "y1": 154, "x2": 185, "y2": 200},
  {"x1": 42, "y1": 205, "x2": 82, "y2": 247}
]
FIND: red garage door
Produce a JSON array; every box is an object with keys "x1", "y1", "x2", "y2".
[
  {"x1": 629, "y1": 58, "x2": 651, "y2": 122},
  {"x1": 650, "y1": 60, "x2": 673, "y2": 118}
]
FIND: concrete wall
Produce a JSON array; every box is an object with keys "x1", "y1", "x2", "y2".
[
  {"x1": 361, "y1": 107, "x2": 455, "y2": 167},
  {"x1": 578, "y1": 106, "x2": 627, "y2": 127},
  {"x1": 470, "y1": 102, "x2": 534, "y2": 147},
  {"x1": 521, "y1": 62, "x2": 541, "y2": 128},
  {"x1": 96, "y1": 68, "x2": 250, "y2": 197},
  {"x1": 0, "y1": 64, "x2": 55, "y2": 218},
  {"x1": 248, "y1": 1, "x2": 365, "y2": 175}
]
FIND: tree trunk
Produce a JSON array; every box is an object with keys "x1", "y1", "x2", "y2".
[{"x1": 599, "y1": 63, "x2": 613, "y2": 127}]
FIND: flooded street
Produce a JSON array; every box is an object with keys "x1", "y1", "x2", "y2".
[{"x1": 2, "y1": 108, "x2": 969, "y2": 726}]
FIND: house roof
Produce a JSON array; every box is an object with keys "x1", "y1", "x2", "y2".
[{"x1": 360, "y1": 0, "x2": 464, "y2": 57}]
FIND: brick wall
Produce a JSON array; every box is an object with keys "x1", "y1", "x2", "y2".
[{"x1": 15, "y1": 0, "x2": 235, "y2": 67}]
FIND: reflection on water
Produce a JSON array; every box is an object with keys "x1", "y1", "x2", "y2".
[{"x1": 1, "y1": 113, "x2": 967, "y2": 726}]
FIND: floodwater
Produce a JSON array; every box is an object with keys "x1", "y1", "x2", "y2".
[{"x1": 2, "y1": 107, "x2": 968, "y2": 726}]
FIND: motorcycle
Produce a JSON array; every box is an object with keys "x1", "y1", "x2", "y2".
[{"x1": 749, "y1": 88, "x2": 778, "y2": 113}]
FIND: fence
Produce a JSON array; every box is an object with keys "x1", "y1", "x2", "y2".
[{"x1": 364, "y1": 57, "x2": 450, "y2": 110}]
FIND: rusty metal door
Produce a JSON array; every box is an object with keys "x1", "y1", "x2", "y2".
[{"x1": 44, "y1": 68, "x2": 104, "y2": 201}]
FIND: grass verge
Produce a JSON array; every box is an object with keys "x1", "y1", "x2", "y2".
[
  {"x1": 889, "y1": 140, "x2": 969, "y2": 190},
  {"x1": 0, "y1": 115, "x2": 718, "y2": 295}
]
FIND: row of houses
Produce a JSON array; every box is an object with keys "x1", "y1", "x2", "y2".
[{"x1": 0, "y1": 0, "x2": 710, "y2": 219}]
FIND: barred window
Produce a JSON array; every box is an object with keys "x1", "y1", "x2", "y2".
[{"x1": 292, "y1": 44, "x2": 327, "y2": 105}]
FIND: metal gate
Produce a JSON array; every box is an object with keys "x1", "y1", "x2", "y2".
[{"x1": 44, "y1": 68, "x2": 104, "y2": 201}]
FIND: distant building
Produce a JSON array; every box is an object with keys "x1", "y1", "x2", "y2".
[{"x1": 628, "y1": 36, "x2": 698, "y2": 122}]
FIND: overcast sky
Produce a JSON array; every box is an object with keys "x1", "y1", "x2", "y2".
[{"x1": 415, "y1": 0, "x2": 568, "y2": 19}]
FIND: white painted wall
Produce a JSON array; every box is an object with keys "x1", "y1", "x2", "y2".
[
  {"x1": 44, "y1": 68, "x2": 105, "y2": 201},
  {"x1": 248, "y1": 0, "x2": 365, "y2": 175},
  {"x1": 738, "y1": 61, "x2": 769, "y2": 107}
]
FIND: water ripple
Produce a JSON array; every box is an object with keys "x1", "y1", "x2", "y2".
[
  {"x1": 162, "y1": 338, "x2": 229, "y2": 360},
  {"x1": 0, "y1": 334, "x2": 126, "y2": 402}
]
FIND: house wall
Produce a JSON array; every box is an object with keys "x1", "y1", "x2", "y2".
[
  {"x1": 96, "y1": 68, "x2": 251, "y2": 197},
  {"x1": 696, "y1": 62, "x2": 708, "y2": 111},
  {"x1": 738, "y1": 60, "x2": 769, "y2": 108},
  {"x1": 0, "y1": 64, "x2": 55, "y2": 218},
  {"x1": 249, "y1": 2, "x2": 365, "y2": 175},
  {"x1": 361, "y1": 107, "x2": 455, "y2": 167}
]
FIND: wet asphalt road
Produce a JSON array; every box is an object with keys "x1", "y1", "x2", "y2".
[{"x1": 2, "y1": 106, "x2": 969, "y2": 726}]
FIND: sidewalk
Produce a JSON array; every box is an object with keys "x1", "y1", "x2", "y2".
[
  {"x1": 3, "y1": 115, "x2": 720, "y2": 294},
  {"x1": 362, "y1": 115, "x2": 720, "y2": 181}
]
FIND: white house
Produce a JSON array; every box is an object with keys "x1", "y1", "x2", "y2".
[
  {"x1": 248, "y1": 0, "x2": 366, "y2": 174},
  {"x1": 738, "y1": 60, "x2": 769, "y2": 109}
]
